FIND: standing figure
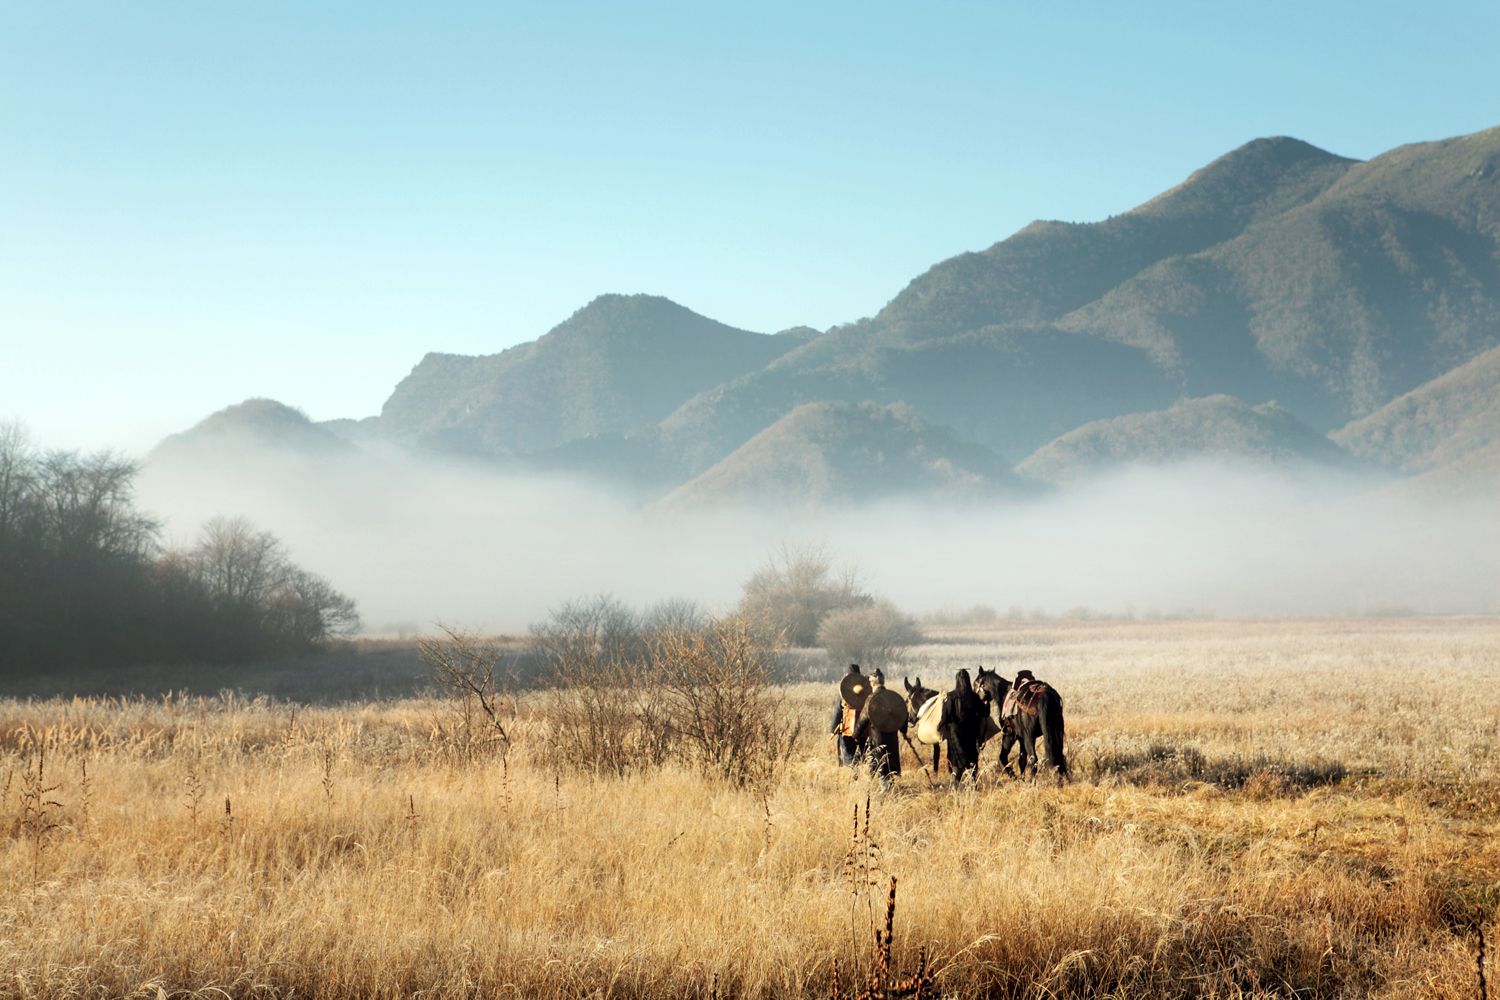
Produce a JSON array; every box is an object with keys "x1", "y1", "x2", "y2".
[
  {"x1": 941, "y1": 668, "x2": 987, "y2": 785},
  {"x1": 830, "y1": 663, "x2": 870, "y2": 767},
  {"x1": 856, "y1": 669, "x2": 908, "y2": 786}
]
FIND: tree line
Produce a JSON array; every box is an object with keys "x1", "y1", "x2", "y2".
[{"x1": 0, "y1": 425, "x2": 358, "y2": 673}]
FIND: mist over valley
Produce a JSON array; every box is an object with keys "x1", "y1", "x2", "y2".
[{"x1": 128, "y1": 125, "x2": 1500, "y2": 631}]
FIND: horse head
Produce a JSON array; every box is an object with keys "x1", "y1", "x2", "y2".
[
  {"x1": 973, "y1": 666, "x2": 1010, "y2": 707},
  {"x1": 903, "y1": 675, "x2": 936, "y2": 715}
]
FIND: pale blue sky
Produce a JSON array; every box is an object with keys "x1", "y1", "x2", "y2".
[{"x1": 4, "y1": 1, "x2": 1498, "y2": 452}]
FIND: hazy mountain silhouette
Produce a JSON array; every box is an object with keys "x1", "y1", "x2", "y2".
[
  {"x1": 162, "y1": 125, "x2": 1500, "y2": 506},
  {"x1": 1404, "y1": 439, "x2": 1500, "y2": 495},
  {"x1": 153, "y1": 399, "x2": 351, "y2": 462},
  {"x1": 377, "y1": 294, "x2": 803, "y2": 455},
  {"x1": 647, "y1": 324, "x2": 1179, "y2": 477},
  {"x1": 1017, "y1": 395, "x2": 1360, "y2": 485},
  {"x1": 875, "y1": 136, "x2": 1356, "y2": 340},
  {"x1": 645, "y1": 127, "x2": 1500, "y2": 477},
  {"x1": 652, "y1": 401, "x2": 1026, "y2": 512},
  {"x1": 1059, "y1": 127, "x2": 1500, "y2": 422},
  {"x1": 1333, "y1": 342, "x2": 1500, "y2": 489}
]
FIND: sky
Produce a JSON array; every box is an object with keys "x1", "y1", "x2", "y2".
[{"x1": 4, "y1": 1, "x2": 1499, "y2": 453}]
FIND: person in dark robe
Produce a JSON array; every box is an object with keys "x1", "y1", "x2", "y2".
[
  {"x1": 830, "y1": 663, "x2": 868, "y2": 767},
  {"x1": 941, "y1": 667, "x2": 987, "y2": 785},
  {"x1": 855, "y1": 669, "x2": 903, "y2": 786}
]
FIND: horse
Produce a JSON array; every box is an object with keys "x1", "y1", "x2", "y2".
[
  {"x1": 974, "y1": 666, "x2": 1068, "y2": 782},
  {"x1": 901, "y1": 676, "x2": 945, "y2": 774},
  {"x1": 903, "y1": 674, "x2": 1002, "y2": 781}
]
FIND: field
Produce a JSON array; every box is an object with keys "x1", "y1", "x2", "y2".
[{"x1": 2, "y1": 618, "x2": 1498, "y2": 999}]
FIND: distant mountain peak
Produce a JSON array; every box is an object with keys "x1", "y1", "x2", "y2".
[
  {"x1": 1131, "y1": 135, "x2": 1355, "y2": 222},
  {"x1": 1016, "y1": 395, "x2": 1360, "y2": 485},
  {"x1": 653, "y1": 400, "x2": 1025, "y2": 512},
  {"x1": 152, "y1": 398, "x2": 350, "y2": 461},
  {"x1": 376, "y1": 294, "x2": 800, "y2": 454},
  {"x1": 162, "y1": 125, "x2": 1500, "y2": 509},
  {"x1": 569, "y1": 291, "x2": 689, "y2": 316}
]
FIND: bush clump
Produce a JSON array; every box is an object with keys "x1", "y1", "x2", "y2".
[
  {"x1": 528, "y1": 595, "x2": 798, "y2": 786},
  {"x1": 736, "y1": 545, "x2": 872, "y2": 647},
  {"x1": 816, "y1": 599, "x2": 921, "y2": 673}
]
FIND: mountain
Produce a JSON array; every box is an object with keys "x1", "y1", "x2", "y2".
[
  {"x1": 153, "y1": 399, "x2": 351, "y2": 462},
  {"x1": 164, "y1": 125, "x2": 1500, "y2": 509},
  {"x1": 1405, "y1": 439, "x2": 1500, "y2": 495},
  {"x1": 1332, "y1": 343, "x2": 1500, "y2": 472},
  {"x1": 875, "y1": 136, "x2": 1357, "y2": 341},
  {"x1": 1016, "y1": 395, "x2": 1361, "y2": 485},
  {"x1": 650, "y1": 324, "x2": 1179, "y2": 479},
  {"x1": 652, "y1": 401, "x2": 1026, "y2": 512},
  {"x1": 376, "y1": 294, "x2": 803, "y2": 455},
  {"x1": 319, "y1": 416, "x2": 385, "y2": 448},
  {"x1": 644, "y1": 127, "x2": 1500, "y2": 476},
  {"x1": 1058, "y1": 127, "x2": 1500, "y2": 421}
]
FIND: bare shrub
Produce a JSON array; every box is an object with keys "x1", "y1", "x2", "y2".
[
  {"x1": 817, "y1": 600, "x2": 921, "y2": 673},
  {"x1": 527, "y1": 598, "x2": 798, "y2": 785},
  {"x1": 641, "y1": 597, "x2": 709, "y2": 635},
  {"x1": 650, "y1": 616, "x2": 800, "y2": 788},
  {"x1": 418, "y1": 624, "x2": 512, "y2": 762},
  {"x1": 737, "y1": 544, "x2": 871, "y2": 647},
  {"x1": 530, "y1": 596, "x2": 658, "y2": 777},
  {"x1": 530, "y1": 594, "x2": 645, "y2": 670}
]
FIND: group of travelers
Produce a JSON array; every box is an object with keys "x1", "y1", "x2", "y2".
[{"x1": 831, "y1": 662, "x2": 1059, "y2": 786}]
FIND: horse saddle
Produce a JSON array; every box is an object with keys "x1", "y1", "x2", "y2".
[{"x1": 1003, "y1": 680, "x2": 1047, "y2": 719}]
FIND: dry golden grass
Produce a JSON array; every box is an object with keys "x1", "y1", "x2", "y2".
[{"x1": 2, "y1": 618, "x2": 1498, "y2": 998}]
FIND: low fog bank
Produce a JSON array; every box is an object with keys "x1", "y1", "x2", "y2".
[{"x1": 136, "y1": 450, "x2": 1500, "y2": 634}]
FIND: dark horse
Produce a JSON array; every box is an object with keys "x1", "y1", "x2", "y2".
[
  {"x1": 974, "y1": 667, "x2": 1068, "y2": 782},
  {"x1": 901, "y1": 676, "x2": 944, "y2": 774}
]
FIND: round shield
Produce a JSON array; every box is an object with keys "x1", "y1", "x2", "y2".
[
  {"x1": 865, "y1": 688, "x2": 908, "y2": 734},
  {"x1": 839, "y1": 673, "x2": 870, "y2": 711}
]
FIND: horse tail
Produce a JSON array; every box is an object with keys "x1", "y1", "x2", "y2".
[{"x1": 1039, "y1": 689, "x2": 1068, "y2": 779}]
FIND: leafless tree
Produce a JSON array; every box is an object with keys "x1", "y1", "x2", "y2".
[
  {"x1": 738, "y1": 544, "x2": 872, "y2": 647},
  {"x1": 419, "y1": 624, "x2": 511, "y2": 761},
  {"x1": 817, "y1": 600, "x2": 922, "y2": 673},
  {"x1": 194, "y1": 516, "x2": 283, "y2": 607},
  {"x1": 189, "y1": 516, "x2": 359, "y2": 650}
]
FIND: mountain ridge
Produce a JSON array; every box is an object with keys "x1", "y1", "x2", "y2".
[
  {"x1": 1016, "y1": 395, "x2": 1363, "y2": 486},
  {"x1": 1333, "y1": 342, "x2": 1500, "y2": 479},
  {"x1": 377, "y1": 293, "x2": 803, "y2": 455},
  {"x1": 157, "y1": 124, "x2": 1500, "y2": 508},
  {"x1": 653, "y1": 401, "x2": 1027, "y2": 513},
  {"x1": 153, "y1": 399, "x2": 351, "y2": 461}
]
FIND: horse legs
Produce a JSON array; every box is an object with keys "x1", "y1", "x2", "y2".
[
  {"x1": 932, "y1": 743, "x2": 941, "y2": 775},
  {"x1": 998, "y1": 733, "x2": 1017, "y2": 778},
  {"x1": 1039, "y1": 697, "x2": 1068, "y2": 783},
  {"x1": 1018, "y1": 722, "x2": 1038, "y2": 779}
]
